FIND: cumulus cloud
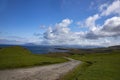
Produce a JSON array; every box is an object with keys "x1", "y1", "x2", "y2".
[
  {"x1": 42, "y1": 17, "x2": 120, "y2": 46},
  {"x1": 100, "y1": 0, "x2": 120, "y2": 16},
  {"x1": 44, "y1": 19, "x2": 72, "y2": 40},
  {"x1": 82, "y1": 0, "x2": 120, "y2": 31},
  {"x1": 40, "y1": 0, "x2": 120, "y2": 46},
  {"x1": 102, "y1": 16, "x2": 120, "y2": 33},
  {"x1": 85, "y1": 14, "x2": 100, "y2": 31},
  {"x1": 77, "y1": 14, "x2": 100, "y2": 31},
  {"x1": 78, "y1": 0, "x2": 120, "y2": 40},
  {"x1": 100, "y1": 16, "x2": 120, "y2": 37},
  {"x1": 43, "y1": 19, "x2": 76, "y2": 45},
  {"x1": 85, "y1": 16, "x2": 120, "y2": 39},
  {"x1": 43, "y1": 19, "x2": 90, "y2": 45}
]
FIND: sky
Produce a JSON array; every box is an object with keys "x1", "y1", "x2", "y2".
[{"x1": 0, "y1": 0, "x2": 120, "y2": 46}]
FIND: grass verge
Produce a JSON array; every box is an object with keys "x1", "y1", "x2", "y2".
[
  {"x1": 61, "y1": 62, "x2": 91, "y2": 80},
  {"x1": 62, "y1": 51, "x2": 120, "y2": 80},
  {"x1": 0, "y1": 46, "x2": 67, "y2": 70}
]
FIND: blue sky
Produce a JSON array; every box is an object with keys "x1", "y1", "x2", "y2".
[{"x1": 0, "y1": 0, "x2": 120, "y2": 46}]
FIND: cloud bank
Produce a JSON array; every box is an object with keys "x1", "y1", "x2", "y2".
[
  {"x1": 1, "y1": 0, "x2": 120, "y2": 47},
  {"x1": 41, "y1": 0, "x2": 120, "y2": 46}
]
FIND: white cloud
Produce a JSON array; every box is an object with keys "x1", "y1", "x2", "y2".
[
  {"x1": 85, "y1": 16, "x2": 120, "y2": 39},
  {"x1": 100, "y1": 16, "x2": 120, "y2": 37},
  {"x1": 56, "y1": 18, "x2": 72, "y2": 27},
  {"x1": 85, "y1": 14, "x2": 100, "y2": 31},
  {"x1": 77, "y1": 14, "x2": 100, "y2": 31},
  {"x1": 77, "y1": 0, "x2": 120, "y2": 40},
  {"x1": 43, "y1": 19, "x2": 87, "y2": 45},
  {"x1": 44, "y1": 19, "x2": 72, "y2": 40},
  {"x1": 42, "y1": 17, "x2": 120, "y2": 46},
  {"x1": 102, "y1": 16, "x2": 120, "y2": 32},
  {"x1": 100, "y1": 0, "x2": 120, "y2": 16},
  {"x1": 41, "y1": 0, "x2": 120, "y2": 46},
  {"x1": 78, "y1": 0, "x2": 120, "y2": 30},
  {"x1": 1, "y1": 0, "x2": 120, "y2": 47}
]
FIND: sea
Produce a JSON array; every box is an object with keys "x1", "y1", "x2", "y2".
[
  {"x1": 0, "y1": 45, "x2": 69, "y2": 54},
  {"x1": 0, "y1": 44, "x2": 99, "y2": 54}
]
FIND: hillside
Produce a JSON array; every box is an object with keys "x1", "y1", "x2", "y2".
[
  {"x1": 64, "y1": 45, "x2": 120, "y2": 54},
  {"x1": 0, "y1": 46, "x2": 67, "y2": 69},
  {"x1": 61, "y1": 46, "x2": 120, "y2": 80},
  {"x1": 0, "y1": 46, "x2": 31, "y2": 55}
]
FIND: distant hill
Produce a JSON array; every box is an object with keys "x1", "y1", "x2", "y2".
[
  {"x1": 67, "y1": 45, "x2": 120, "y2": 54},
  {"x1": 23, "y1": 43, "x2": 36, "y2": 46},
  {"x1": 108, "y1": 45, "x2": 120, "y2": 49}
]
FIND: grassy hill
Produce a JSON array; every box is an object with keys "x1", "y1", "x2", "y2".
[
  {"x1": 0, "y1": 45, "x2": 120, "y2": 80},
  {"x1": 62, "y1": 47, "x2": 120, "y2": 80},
  {"x1": 0, "y1": 46, "x2": 67, "y2": 69}
]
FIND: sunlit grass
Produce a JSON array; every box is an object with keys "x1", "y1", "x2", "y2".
[
  {"x1": 0, "y1": 46, "x2": 67, "y2": 69},
  {"x1": 62, "y1": 51, "x2": 120, "y2": 80}
]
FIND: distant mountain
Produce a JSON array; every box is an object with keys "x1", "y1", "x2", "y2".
[
  {"x1": 23, "y1": 43, "x2": 36, "y2": 46},
  {"x1": 67, "y1": 45, "x2": 120, "y2": 54},
  {"x1": 108, "y1": 45, "x2": 120, "y2": 49},
  {"x1": 55, "y1": 45, "x2": 102, "y2": 49}
]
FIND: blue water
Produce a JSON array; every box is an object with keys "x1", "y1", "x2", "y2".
[
  {"x1": 23, "y1": 46, "x2": 69, "y2": 54},
  {"x1": 0, "y1": 44, "x2": 99, "y2": 54},
  {"x1": 0, "y1": 45, "x2": 69, "y2": 54}
]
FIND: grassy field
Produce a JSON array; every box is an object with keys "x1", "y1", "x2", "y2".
[
  {"x1": 62, "y1": 50, "x2": 120, "y2": 80},
  {"x1": 0, "y1": 46, "x2": 67, "y2": 69},
  {"x1": 0, "y1": 45, "x2": 120, "y2": 80}
]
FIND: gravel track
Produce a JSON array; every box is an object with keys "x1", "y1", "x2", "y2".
[{"x1": 0, "y1": 58, "x2": 81, "y2": 80}]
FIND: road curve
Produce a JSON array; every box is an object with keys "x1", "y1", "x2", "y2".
[{"x1": 0, "y1": 57, "x2": 81, "y2": 80}]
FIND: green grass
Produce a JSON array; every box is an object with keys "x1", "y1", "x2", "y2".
[
  {"x1": 0, "y1": 46, "x2": 67, "y2": 69},
  {"x1": 62, "y1": 51, "x2": 120, "y2": 80},
  {"x1": 1, "y1": 46, "x2": 120, "y2": 80},
  {"x1": 61, "y1": 62, "x2": 90, "y2": 80}
]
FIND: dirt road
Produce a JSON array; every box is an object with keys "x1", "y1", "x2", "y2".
[{"x1": 0, "y1": 58, "x2": 81, "y2": 80}]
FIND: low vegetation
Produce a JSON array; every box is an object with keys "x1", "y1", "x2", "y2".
[
  {"x1": 0, "y1": 45, "x2": 120, "y2": 80},
  {"x1": 62, "y1": 50, "x2": 120, "y2": 80},
  {"x1": 0, "y1": 46, "x2": 67, "y2": 69}
]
